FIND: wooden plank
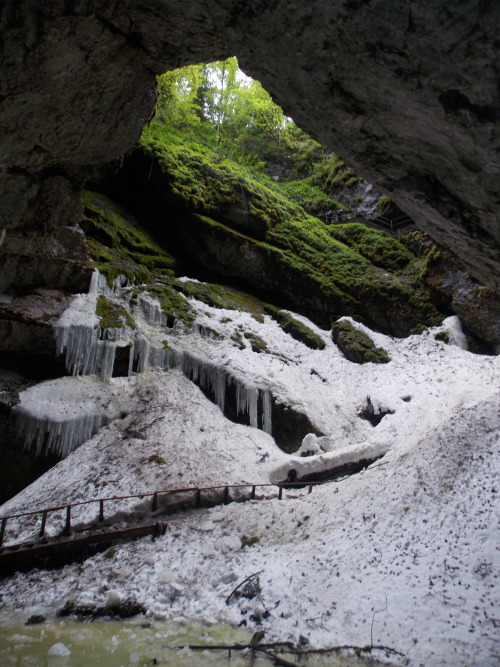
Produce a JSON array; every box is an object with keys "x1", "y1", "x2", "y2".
[{"x1": 0, "y1": 521, "x2": 167, "y2": 576}]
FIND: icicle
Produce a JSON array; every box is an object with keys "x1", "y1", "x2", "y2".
[
  {"x1": 55, "y1": 324, "x2": 100, "y2": 376},
  {"x1": 127, "y1": 343, "x2": 135, "y2": 376},
  {"x1": 15, "y1": 410, "x2": 111, "y2": 459},
  {"x1": 134, "y1": 336, "x2": 151, "y2": 373},
  {"x1": 235, "y1": 382, "x2": 259, "y2": 427},
  {"x1": 94, "y1": 272, "x2": 128, "y2": 297},
  {"x1": 248, "y1": 387, "x2": 259, "y2": 428},
  {"x1": 214, "y1": 368, "x2": 226, "y2": 411},
  {"x1": 139, "y1": 294, "x2": 170, "y2": 327},
  {"x1": 99, "y1": 341, "x2": 116, "y2": 379},
  {"x1": 262, "y1": 389, "x2": 272, "y2": 435}
]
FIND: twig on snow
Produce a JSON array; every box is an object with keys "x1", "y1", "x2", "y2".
[
  {"x1": 371, "y1": 593, "x2": 388, "y2": 647},
  {"x1": 225, "y1": 570, "x2": 263, "y2": 605}
]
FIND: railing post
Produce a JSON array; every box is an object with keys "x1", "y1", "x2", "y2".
[
  {"x1": 64, "y1": 506, "x2": 71, "y2": 535},
  {"x1": 195, "y1": 489, "x2": 201, "y2": 508},
  {"x1": 278, "y1": 485, "x2": 283, "y2": 500},
  {"x1": 0, "y1": 517, "x2": 7, "y2": 547},
  {"x1": 308, "y1": 484, "x2": 313, "y2": 494},
  {"x1": 223, "y1": 486, "x2": 229, "y2": 505},
  {"x1": 152, "y1": 492, "x2": 158, "y2": 512},
  {"x1": 99, "y1": 500, "x2": 105, "y2": 522},
  {"x1": 39, "y1": 511, "x2": 48, "y2": 538},
  {"x1": 251, "y1": 485, "x2": 256, "y2": 500}
]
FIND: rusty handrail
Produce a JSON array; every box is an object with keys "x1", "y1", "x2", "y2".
[{"x1": 0, "y1": 481, "x2": 321, "y2": 548}]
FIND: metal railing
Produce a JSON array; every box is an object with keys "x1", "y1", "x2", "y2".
[{"x1": 0, "y1": 481, "x2": 322, "y2": 549}]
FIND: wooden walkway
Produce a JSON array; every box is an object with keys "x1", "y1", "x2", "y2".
[{"x1": 0, "y1": 481, "x2": 320, "y2": 575}]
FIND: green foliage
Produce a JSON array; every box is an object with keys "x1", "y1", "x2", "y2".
[
  {"x1": 82, "y1": 190, "x2": 176, "y2": 286},
  {"x1": 265, "y1": 305, "x2": 325, "y2": 350},
  {"x1": 377, "y1": 195, "x2": 391, "y2": 212},
  {"x1": 96, "y1": 295, "x2": 136, "y2": 330},
  {"x1": 154, "y1": 59, "x2": 333, "y2": 177},
  {"x1": 332, "y1": 320, "x2": 390, "y2": 364},
  {"x1": 307, "y1": 153, "x2": 362, "y2": 194}
]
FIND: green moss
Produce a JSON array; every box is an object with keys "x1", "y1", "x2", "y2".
[
  {"x1": 332, "y1": 320, "x2": 390, "y2": 364},
  {"x1": 146, "y1": 283, "x2": 195, "y2": 327},
  {"x1": 377, "y1": 194, "x2": 391, "y2": 212},
  {"x1": 277, "y1": 180, "x2": 344, "y2": 216},
  {"x1": 134, "y1": 123, "x2": 442, "y2": 336},
  {"x1": 230, "y1": 331, "x2": 245, "y2": 349},
  {"x1": 82, "y1": 190, "x2": 176, "y2": 286},
  {"x1": 162, "y1": 339, "x2": 170, "y2": 349},
  {"x1": 327, "y1": 223, "x2": 414, "y2": 271},
  {"x1": 176, "y1": 279, "x2": 267, "y2": 318},
  {"x1": 307, "y1": 154, "x2": 362, "y2": 194},
  {"x1": 243, "y1": 331, "x2": 269, "y2": 353},
  {"x1": 96, "y1": 295, "x2": 136, "y2": 330},
  {"x1": 265, "y1": 305, "x2": 325, "y2": 350},
  {"x1": 140, "y1": 123, "x2": 299, "y2": 233},
  {"x1": 435, "y1": 330, "x2": 450, "y2": 343}
]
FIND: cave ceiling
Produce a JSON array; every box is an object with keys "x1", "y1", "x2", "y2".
[{"x1": 0, "y1": 0, "x2": 498, "y2": 292}]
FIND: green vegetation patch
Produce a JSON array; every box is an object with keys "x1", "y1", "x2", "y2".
[
  {"x1": 277, "y1": 181, "x2": 343, "y2": 216},
  {"x1": 328, "y1": 223, "x2": 414, "y2": 272},
  {"x1": 96, "y1": 295, "x2": 136, "y2": 330},
  {"x1": 176, "y1": 279, "x2": 267, "y2": 317},
  {"x1": 332, "y1": 320, "x2": 390, "y2": 364},
  {"x1": 265, "y1": 305, "x2": 325, "y2": 350},
  {"x1": 135, "y1": 123, "x2": 442, "y2": 336},
  {"x1": 82, "y1": 190, "x2": 176, "y2": 286},
  {"x1": 243, "y1": 331, "x2": 269, "y2": 353},
  {"x1": 307, "y1": 154, "x2": 363, "y2": 194},
  {"x1": 140, "y1": 123, "x2": 299, "y2": 234},
  {"x1": 146, "y1": 284, "x2": 195, "y2": 327}
]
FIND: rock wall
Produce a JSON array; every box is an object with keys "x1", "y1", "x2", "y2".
[{"x1": 0, "y1": 1, "x2": 498, "y2": 292}]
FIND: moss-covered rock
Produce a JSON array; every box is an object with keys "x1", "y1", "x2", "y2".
[
  {"x1": 82, "y1": 190, "x2": 176, "y2": 286},
  {"x1": 128, "y1": 123, "x2": 443, "y2": 337},
  {"x1": 332, "y1": 320, "x2": 390, "y2": 364},
  {"x1": 96, "y1": 295, "x2": 136, "y2": 330},
  {"x1": 264, "y1": 305, "x2": 325, "y2": 349}
]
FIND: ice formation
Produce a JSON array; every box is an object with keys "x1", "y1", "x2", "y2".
[
  {"x1": 12, "y1": 377, "x2": 123, "y2": 458},
  {"x1": 54, "y1": 272, "x2": 135, "y2": 378},
  {"x1": 139, "y1": 294, "x2": 171, "y2": 327},
  {"x1": 443, "y1": 315, "x2": 468, "y2": 349},
  {"x1": 17, "y1": 271, "x2": 276, "y2": 457}
]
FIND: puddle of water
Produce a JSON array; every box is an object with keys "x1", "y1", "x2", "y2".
[{"x1": 0, "y1": 612, "x2": 384, "y2": 666}]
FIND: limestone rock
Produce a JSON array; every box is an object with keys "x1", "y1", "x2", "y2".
[
  {"x1": 0, "y1": 1, "x2": 498, "y2": 293},
  {"x1": 332, "y1": 320, "x2": 391, "y2": 364}
]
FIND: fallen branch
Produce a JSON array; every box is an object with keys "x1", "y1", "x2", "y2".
[
  {"x1": 168, "y1": 641, "x2": 406, "y2": 663},
  {"x1": 280, "y1": 643, "x2": 406, "y2": 658},
  {"x1": 225, "y1": 570, "x2": 263, "y2": 604}
]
